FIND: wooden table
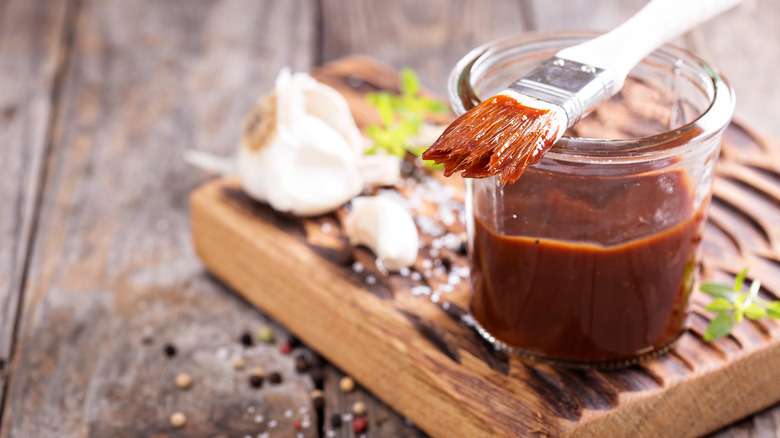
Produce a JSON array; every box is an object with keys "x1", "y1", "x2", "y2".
[{"x1": 1, "y1": 0, "x2": 778, "y2": 436}]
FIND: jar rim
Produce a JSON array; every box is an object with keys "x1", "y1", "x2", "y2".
[{"x1": 449, "y1": 31, "x2": 735, "y2": 163}]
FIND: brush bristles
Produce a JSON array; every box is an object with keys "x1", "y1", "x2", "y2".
[{"x1": 422, "y1": 94, "x2": 563, "y2": 184}]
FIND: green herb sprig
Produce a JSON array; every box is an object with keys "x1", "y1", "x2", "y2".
[
  {"x1": 365, "y1": 68, "x2": 448, "y2": 160},
  {"x1": 700, "y1": 268, "x2": 780, "y2": 340}
]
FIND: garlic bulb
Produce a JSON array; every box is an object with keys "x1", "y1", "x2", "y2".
[
  {"x1": 345, "y1": 196, "x2": 419, "y2": 272},
  {"x1": 238, "y1": 69, "x2": 364, "y2": 216}
]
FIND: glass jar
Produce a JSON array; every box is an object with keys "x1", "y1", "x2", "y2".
[{"x1": 453, "y1": 33, "x2": 735, "y2": 368}]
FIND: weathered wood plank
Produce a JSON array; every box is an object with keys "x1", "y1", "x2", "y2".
[
  {"x1": 320, "y1": 0, "x2": 532, "y2": 94},
  {"x1": 0, "y1": 0, "x2": 320, "y2": 436},
  {"x1": 0, "y1": 0, "x2": 71, "y2": 418}
]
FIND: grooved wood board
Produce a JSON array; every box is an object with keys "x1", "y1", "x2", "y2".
[{"x1": 191, "y1": 56, "x2": 780, "y2": 437}]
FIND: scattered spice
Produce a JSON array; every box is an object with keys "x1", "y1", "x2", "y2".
[
  {"x1": 295, "y1": 355, "x2": 310, "y2": 373},
  {"x1": 294, "y1": 419, "x2": 303, "y2": 430},
  {"x1": 309, "y1": 367, "x2": 324, "y2": 388},
  {"x1": 352, "y1": 401, "x2": 367, "y2": 417},
  {"x1": 310, "y1": 389, "x2": 325, "y2": 410},
  {"x1": 279, "y1": 342, "x2": 293, "y2": 354},
  {"x1": 232, "y1": 357, "x2": 246, "y2": 370},
  {"x1": 339, "y1": 376, "x2": 355, "y2": 393},
  {"x1": 170, "y1": 412, "x2": 187, "y2": 428},
  {"x1": 269, "y1": 371, "x2": 283, "y2": 384},
  {"x1": 257, "y1": 326, "x2": 275, "y2": 344},
  {"x1": 163, "y1": 344, "x2": 177, "y2": 358},
  {"x1": 240, "y1": 332, "x2": 253, "y2": 347},
  {"x1": 249, "y1": 375, "x2": 264, "y2": 389},
  {"x1": 352, "y1": 417, "x2": 368, "y2": 434},
  {"x1": 175, "y1": 372, "x2": 192, "y2": 390},
  {"x1": 251, "y1": 366, "x2": 265, "y2": 378},
  {"x1": 330, "y1": 413, "x2": 343, "y2": 428},
  {"x1": 457, "y1": 240, "x2": 468, "y2": 256}
]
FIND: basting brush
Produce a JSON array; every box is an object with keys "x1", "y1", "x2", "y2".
[{"x1": 422, "y1": 0, "x2": 742, "y2": 184}]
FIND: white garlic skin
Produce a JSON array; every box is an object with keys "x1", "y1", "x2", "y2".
[
  {"x1": 345, "y1": 196, "x2": 419, "y2": 272},
  {"x1": 238, "y1": 69, "x2": 363, "y2": 216}
]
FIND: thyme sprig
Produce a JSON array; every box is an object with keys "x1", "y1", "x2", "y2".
[
  {"x1": 364, "y1": 68, "x2": 448, "y2": 160},
  {"x1": 700, "y1": 268, "x2": 780, "y2": 340}
]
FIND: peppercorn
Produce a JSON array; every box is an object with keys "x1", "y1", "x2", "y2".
[
  {"x1": 163, "y1": 344, "x2": 177, "y2": 358},
  {"x1": 339, "y1": 376, "x2": 355, "y2": 393},
  {"x1": 295, "y1": 355, "x2": 310, "y2": 373},
  {"x1": 309, "y1": 367, "x2": 324, "y2": 388},
  {"x1": 440, "y1": 256, "x2": 453, "y2": 271},
  {"x1": 457, "y1": 240, "x2": 468, "y2": 256},
  {"x1": 330, "y1": 413, "x2": 342, "y2": 428},
  {"x1": 268, "y1": 371, "x2": 282, "y2": 384},
  {"x1": 240, "y1": 332, "x2": 253, "y2": 347},
  {"x1": 249, "y1": 375, "x2": 263, "y2": 388},
  {"x1": 256, "y1": 326, "x2": 275, "y2": 344},
  {"x1": 352, "y1": 417, "x2": 368, "y2": 434}
]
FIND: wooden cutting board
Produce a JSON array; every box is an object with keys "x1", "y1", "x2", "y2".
[{"x1": 190, "y1": 55, "x2": 780, "y2": 437}]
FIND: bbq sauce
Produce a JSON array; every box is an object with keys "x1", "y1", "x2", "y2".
[{"x1": 469, "y1": 169, "x2": 706, "y2": 364}]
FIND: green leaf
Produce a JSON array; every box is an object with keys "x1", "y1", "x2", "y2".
[
  {"x1": 705, "y1": 314, "x2": 734, "y2": 341},
  {"x1": 766, "y1": 301, "x2": 780, "y2": 319},
  {"x1": 745, "y1": 303, "x2": 767, "y2": 320},
  {"x1": 400, "y1": 68, "x2": 419, "y2": 97},
  {"x1": 734, "y1": 294, "x2": 747, "y2": 323},
  {"x1": 700, "y1": 283, "x2": 737, "y2": 300},
  {"x1": 734, "y1": 268, "x2": 748, "y2": 292},
  {"x1": 705, "y1": 298, "x2": 733, "y2": 313}
]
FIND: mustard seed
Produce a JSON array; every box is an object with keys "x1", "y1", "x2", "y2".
[
  {"x1": 310, "y1": 389, "x2": 325, "y2": 409},
  {"x1": 339, "y1": 376, "x2": 355, "y2": 393},
  {"x1": 352, "y1": 401, "x2": 367, "y2": 417},
  {"x1": 175, "y1": 372, "x2": 192, "y2": 390},
  {"x1": 251, "y1": 366, "x2": 265, "y2": 378},
  {"x1": 170, "y1": 412, "x2": 186, "y2": 428},
  {"x1": 232, "y1": 357, "x2": 245, "y2": 370}
]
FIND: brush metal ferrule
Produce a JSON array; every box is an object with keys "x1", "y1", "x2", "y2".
[{"x1": 507, "y1": 57, "x2": 615, "y2": 127}]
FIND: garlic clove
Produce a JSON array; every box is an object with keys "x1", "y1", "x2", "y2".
[{"x1": 345, "y1": 196, "x2": 419, "y2": 272}]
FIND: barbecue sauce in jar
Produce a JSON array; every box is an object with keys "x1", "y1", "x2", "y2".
[{"x1": 468, "y1": 168, "x2": 706, "y2": 366}]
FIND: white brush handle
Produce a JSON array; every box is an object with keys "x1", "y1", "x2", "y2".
[{"x1": 556, "y1": 0, "x2": 742, "y2": 92}]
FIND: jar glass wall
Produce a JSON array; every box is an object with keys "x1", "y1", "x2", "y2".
[{"x1": 453, "y1": 33, "x2": 735, "y2": 368}]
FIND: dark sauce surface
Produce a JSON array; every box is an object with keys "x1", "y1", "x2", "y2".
[{"x1": 469, "y1": 170, "x2": 706, "y2": 363}]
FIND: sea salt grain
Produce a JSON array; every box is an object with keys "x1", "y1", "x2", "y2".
[
  {"x1": 410, "y1": 272, "x2": 422, "y2": 281},
  {"x1": 321, "y1": 223, "x2": 332, "y2": 233},
  {"x1": 285, "y1": 409, "x2": 294, "y2": 418},
  {"x1": 352, "y1": 262, "x2": 364, "y2": 273},
  {"x1": 268, "y1": 419, "x2": 278, "y2": 428},
  {"x1": 254, "y1": 415, "x2": 264, "y2": 424},
  {"x1": 399, "y1": 267, "x2": 410, "y2": 277},
  {"x1": 410, "y1": 286, "x2": 431, "y2": 296},
  {"x1": 365, "y1": 275, "x2": 377, "y2": 285}
]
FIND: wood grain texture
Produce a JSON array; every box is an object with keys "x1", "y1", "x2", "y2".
[
  {"x1": 192, "y1": 56, "x2": 780, "y2": 438},
  {"x1": 0, "y1": 0, "x2": 71, "y2": 415},
  {"x1": 0, "y1": 0, "x2": 321, "y2": 436},
  {"x1": 320, "y1": 0, "x2": 533, "y2": 95}
]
